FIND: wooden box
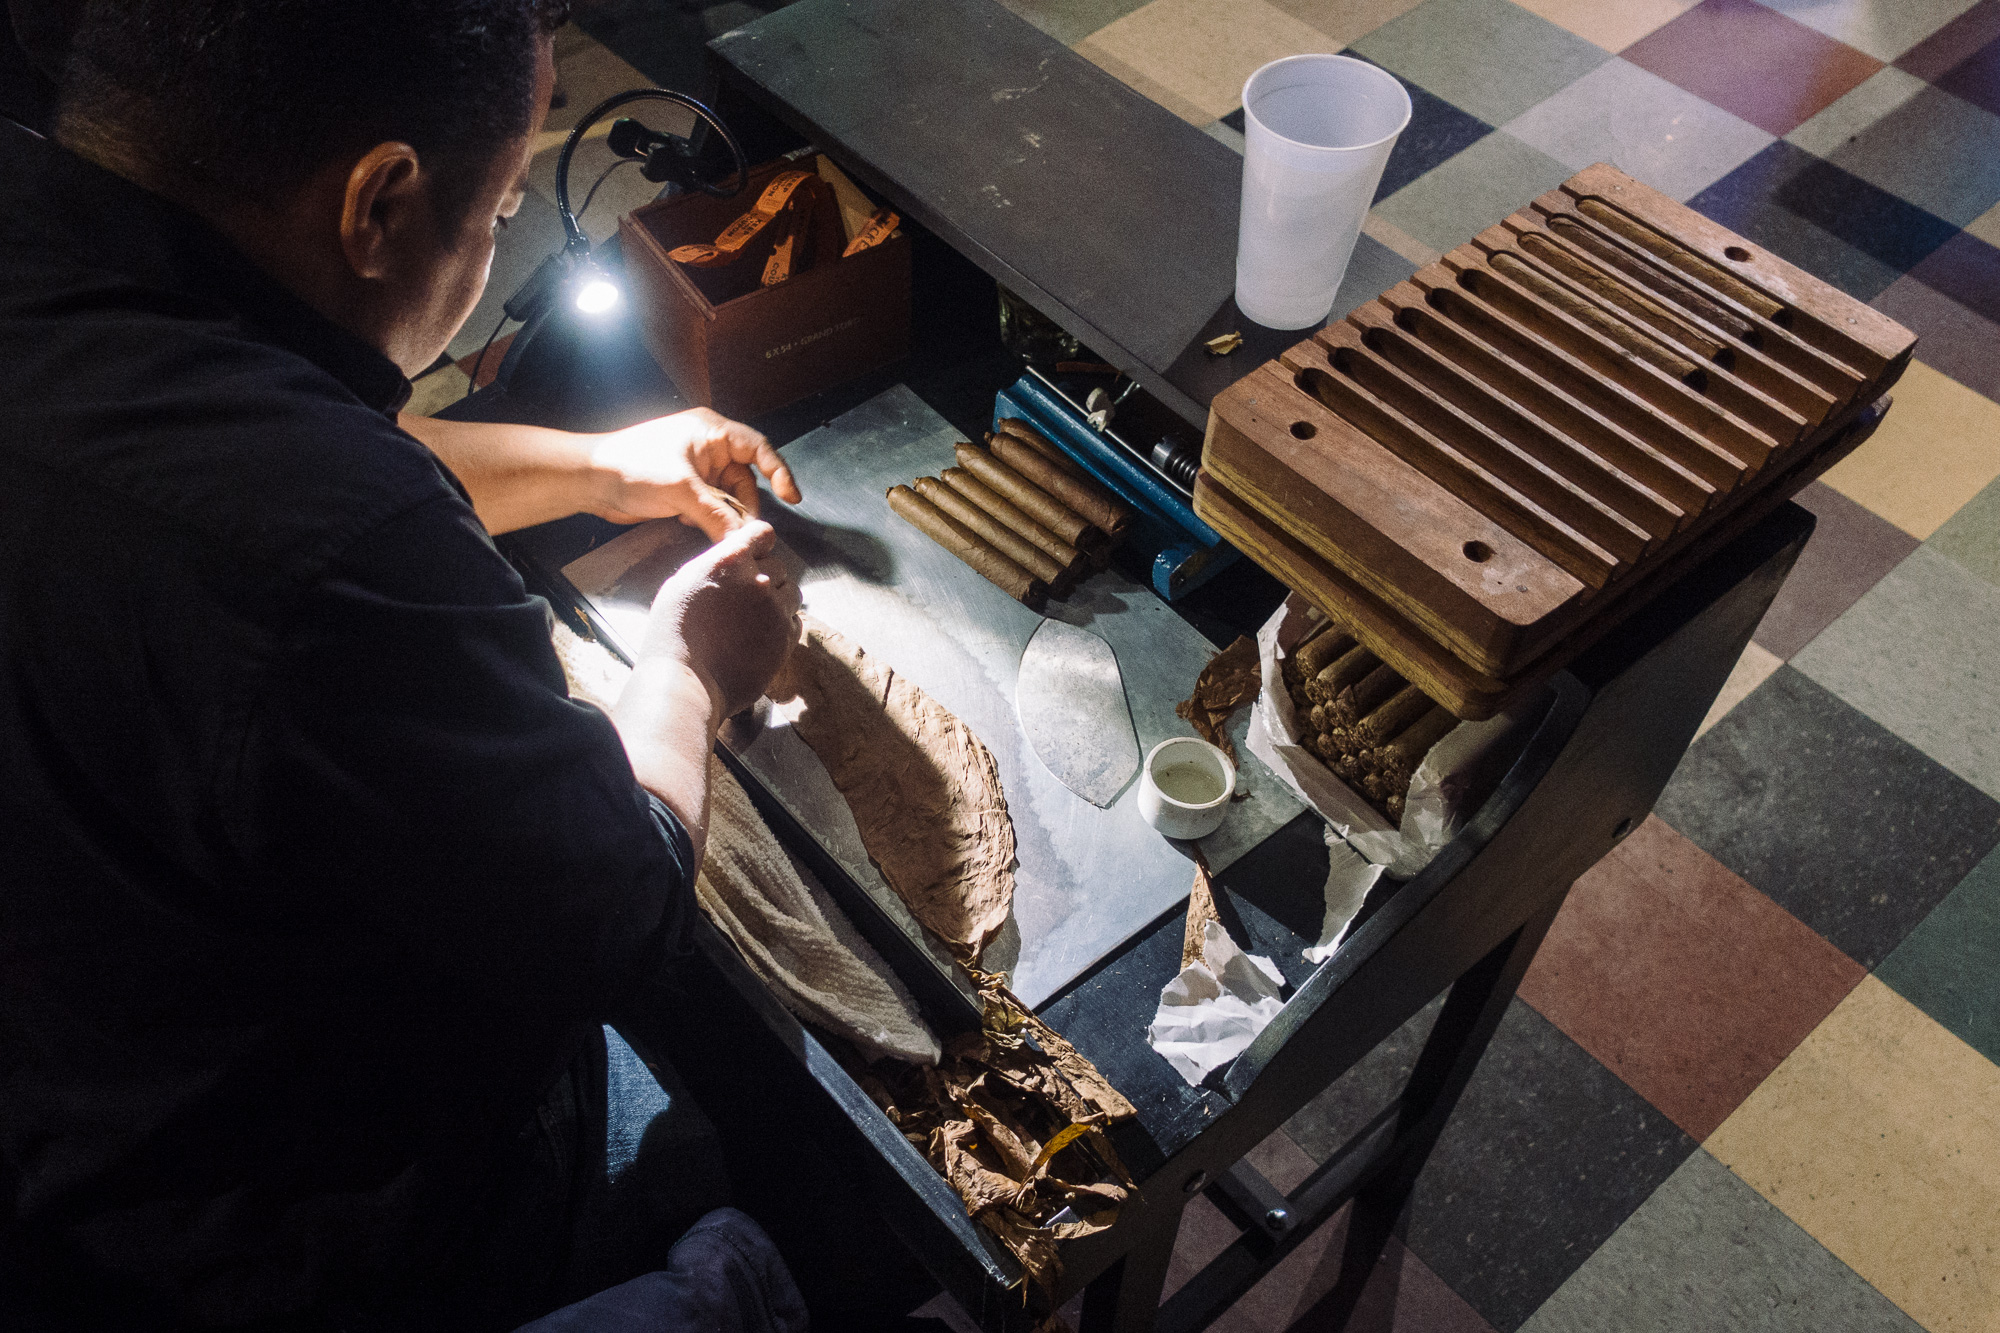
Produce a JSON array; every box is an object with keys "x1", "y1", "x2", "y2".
[{"x1": 619, "y1": 155, "x2": 911, "y2": 421}]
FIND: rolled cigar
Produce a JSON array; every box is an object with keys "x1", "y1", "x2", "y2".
[
  {"x1": 1294, "y1": 627, "x2": 1356, "y2": 681},
  {"x1": 955, "y1": 442, "x2": 1104, "y2": 551},
  {"x1": 991, "y1": 421, "x2": 1090, "y2": 485},
  {"x1": 987, "y1": 431, "x2": 1131, "y2": 540},
  {"x1": 1338, "y1": 664, "x2": 1405, "y2": 723},
  {"x1": 939, "y1": 467, "x2": 1086, "y2": 576},
  {"x1": 1284, "y1": 622, "x2": 1329, "y2": 685},
  {"x1": 886, "y1": 485, "x2": 1045, "y2": 611},
  {"x1": 1308, "y1": 644, "x2": 1377, "y2": 705},
  {"x1": 1379, "y1": 706, "x2": 1458, "y2": 770},
  {"x1": 1490, "y1": 253, "x2": 1700, "y2": 382},
  {"x1": 1354, "y1": 684, "x2": 1433, "y2": 747},
  {"x1": 1307, "y1": 702, "x2": 1331, "y2": 734},
  {"x1": 913, "y1": 476, "x2": 1065, "y2": 587},
  {"x1": 1576, "y1": 198, "x2": 1784, "y2": 321}
]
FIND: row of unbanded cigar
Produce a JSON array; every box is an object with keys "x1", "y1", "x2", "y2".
[
  {"x1": 1282, "y1": 622, "x2": 1460, "y2": 823},
  {"x1": 887, "y1": 418, "x2": 1133, "y2": 610}
]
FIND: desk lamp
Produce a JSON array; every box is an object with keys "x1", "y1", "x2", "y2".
[{"x1": 471, "y1": 87, "x2": 747, "y2": 395}]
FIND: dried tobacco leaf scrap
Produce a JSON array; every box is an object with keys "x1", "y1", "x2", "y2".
[
  {"x1": 778, "y1": 617, "x2": 1014, "y2": 956},
  {"x1": 1174, "y1": 634, "x2": 1260, "y2": 767},
  {"x1": 1181, "y1": 851, "x2": 1220, "y2": 971}
]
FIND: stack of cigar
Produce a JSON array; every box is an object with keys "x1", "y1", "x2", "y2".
[
  {"x1": 1282, "y1": 622, "x2": 1460, "y2": 823},
  {"x1": 887, "y1": 417, "x2": 1133, "y2": 611}
]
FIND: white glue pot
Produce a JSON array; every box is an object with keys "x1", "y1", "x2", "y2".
[{"x1": 1138, "y1": 737, "x2": 1236, "y2": 840}]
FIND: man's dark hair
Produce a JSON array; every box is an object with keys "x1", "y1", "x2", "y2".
[{"x1": 57, "y1": 0, "x2": 570, "y2": 223}]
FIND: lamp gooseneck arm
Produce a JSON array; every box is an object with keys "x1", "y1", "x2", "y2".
[{"x1": 554, "y1": 88, "x2": 749, "y2": 252}]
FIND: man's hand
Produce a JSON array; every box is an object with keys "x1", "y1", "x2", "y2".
[
  {"x1": 589, "y1": 409, "x2": 803, "y2": 541},
  {"x1": 641, "y1": 519, "x2": 802, "y2": 720},
  {"x1": 611, "y1": 520, "x2": 801, "y2": 854},
  {"x1": 396, "y1": 408, "x2": 802, "y2": 539}
]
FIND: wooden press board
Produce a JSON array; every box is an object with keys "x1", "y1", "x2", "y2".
[{"x1": 561, "y1": 384, "x2": 1301, "y2": 1008}]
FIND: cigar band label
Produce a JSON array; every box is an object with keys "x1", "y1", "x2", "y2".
[
  {"x1": 842, "y1": 208, "x2": 900, "y2": 257},
  {"x1": 668, "y1": 170, "x2": 816, "y2": 267}
]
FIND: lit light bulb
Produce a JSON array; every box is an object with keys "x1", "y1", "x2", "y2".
[{"x1": 575, "y1": 277, "x2": 620, "y2": 314}]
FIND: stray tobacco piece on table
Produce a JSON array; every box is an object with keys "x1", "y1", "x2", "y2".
[{"x1": 1174, "y1": 634, "x2": 1259, "y2": 768}]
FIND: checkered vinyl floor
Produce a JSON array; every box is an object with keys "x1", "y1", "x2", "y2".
[{"x1": 453, "y1": 3, "x2": 2000, "y2": 1329}]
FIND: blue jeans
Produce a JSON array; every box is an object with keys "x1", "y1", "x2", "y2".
[
  {"x1": 482, "y1": 1027, "x2": 741, "y2": 1316},
  {"x1": 512, "y1": 1208, "x2": 807, "y2": 1333}
]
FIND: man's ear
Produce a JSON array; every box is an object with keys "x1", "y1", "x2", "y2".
[{"x1": 339, "y1": 142, "x2": 426, "y2": 281}]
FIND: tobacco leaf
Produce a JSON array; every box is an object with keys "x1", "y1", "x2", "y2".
[
  {"x1": 978, "y1": 1207, "x2": 1062, "y2": 1295},
  {"x1": 933, "y1": 1119, "x2": 1030, "y2": 1216},
  {"x1": 769, "y1": 618, "x2": 1144, "y2": 1308},
  {"x1": 1175, "y1": 634, "x2": 1260, "y2": 767},
  {"x1": 777, "y1": 618, "x2": 1014, "y2": 955},
  {"x1": 1182, "y1": 850, "x2": 1221, "y2": 971}
]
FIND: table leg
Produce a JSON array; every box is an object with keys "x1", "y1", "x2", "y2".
[
  {"x1": 1303, "y1": 886, "x2": 1569, "y2": 1328},
  {"x1": 1079, "y1": 1213, "x2": 1180, "y2": 1333}
]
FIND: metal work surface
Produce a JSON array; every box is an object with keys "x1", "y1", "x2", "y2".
[{"x1": 571, "y1": 384, "x2": 1300, "y2": 1007}]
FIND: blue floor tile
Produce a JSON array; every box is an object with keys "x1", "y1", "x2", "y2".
[{"x1": 1686, "y1": 142, "x2": 1910, "y2": 298}]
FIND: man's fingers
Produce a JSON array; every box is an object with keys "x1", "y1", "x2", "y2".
[
  {"x1": 763, "y1": 567, "x2": 804, "y2": 620},
  {"x1": 711, "y1": 516, "x2": 777, "y2": 562},
  {"x1": 679, "y1": 479, "x2": 743, "y2": 544},
  {"x1": 719, "y1": 461, "x2": 761, "y2": 515},
  {"x1": 728, "y1": 425, "x2": 800, "y2": 505}
]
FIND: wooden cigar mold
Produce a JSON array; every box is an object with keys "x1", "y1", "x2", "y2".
[{"x1": 1198, "y1": 164, "x2": 1915, "y2": 719}]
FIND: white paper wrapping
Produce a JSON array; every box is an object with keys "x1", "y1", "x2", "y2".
[{"x1": 1146, "y1": 920, "x2": 1287, "y2": 1086}]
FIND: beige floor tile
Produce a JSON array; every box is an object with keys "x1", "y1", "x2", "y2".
[
  {"x1": 544, "y1": 34, "x2": 680, "y2": 138},
  {"x1": 552, "y1": 20, "x2": 598, "y2": 61},
  {"x1": 1968, "y1": 201, "x2": 2000, "y2": 250},
  {"x1": 1267, "y1": 0, "x2": 1426, "y2": 46},
  {"x1": 1072, "y1": 39, "x2": 1214, "y2": 125},
  {"x1": 1706, "y1": 976, "x2": 2000, "y2": 1333},
  {"x1": 1509, "y1": 0, "x2": 1701, "y2": 53},
  {"x1": 1695, "y1": 641, "x2": 1782, "y2": 738},
  {"x1": 524, "y1": 28, "x2": 696, "y2": 242},
  {"x1": 1819, "y1": 360, "x2": 2000, "y2": 540},
  {"x1": 404, "y1": 364, "x2": 472, "y2": 418},
  {"x1": 1075, "y1": 0, "x2": 1341, "y2": 123},
  {"x1": 1362, "y1": 212, "x2": 1441, "y2": 266}
]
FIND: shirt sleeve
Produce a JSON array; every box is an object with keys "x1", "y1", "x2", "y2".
[{"x1": 227, "y1": 492, "x2": 697, "y2": 1022}]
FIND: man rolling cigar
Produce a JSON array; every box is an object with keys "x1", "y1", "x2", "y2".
[{"x1": 0, "y1": 3, "x2": 891, "y2": 1330}]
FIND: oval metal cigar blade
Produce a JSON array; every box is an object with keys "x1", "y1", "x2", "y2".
[{"x1": 1015, "y1": 618, "x2": 1140, "y2": 809}]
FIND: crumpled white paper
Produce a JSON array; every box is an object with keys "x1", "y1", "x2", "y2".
[{"x1": 1146, "y1": 920, "x2": 1287, "y2": 1087}]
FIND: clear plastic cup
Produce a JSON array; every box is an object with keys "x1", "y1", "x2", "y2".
[{"x1": 1235, "y1": 54, "x2": 1412, "y2": 331}]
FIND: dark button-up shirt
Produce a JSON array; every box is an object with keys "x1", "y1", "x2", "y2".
[{"x1": 0, "y1": 123, "x2": 695, "y2": 1324}]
